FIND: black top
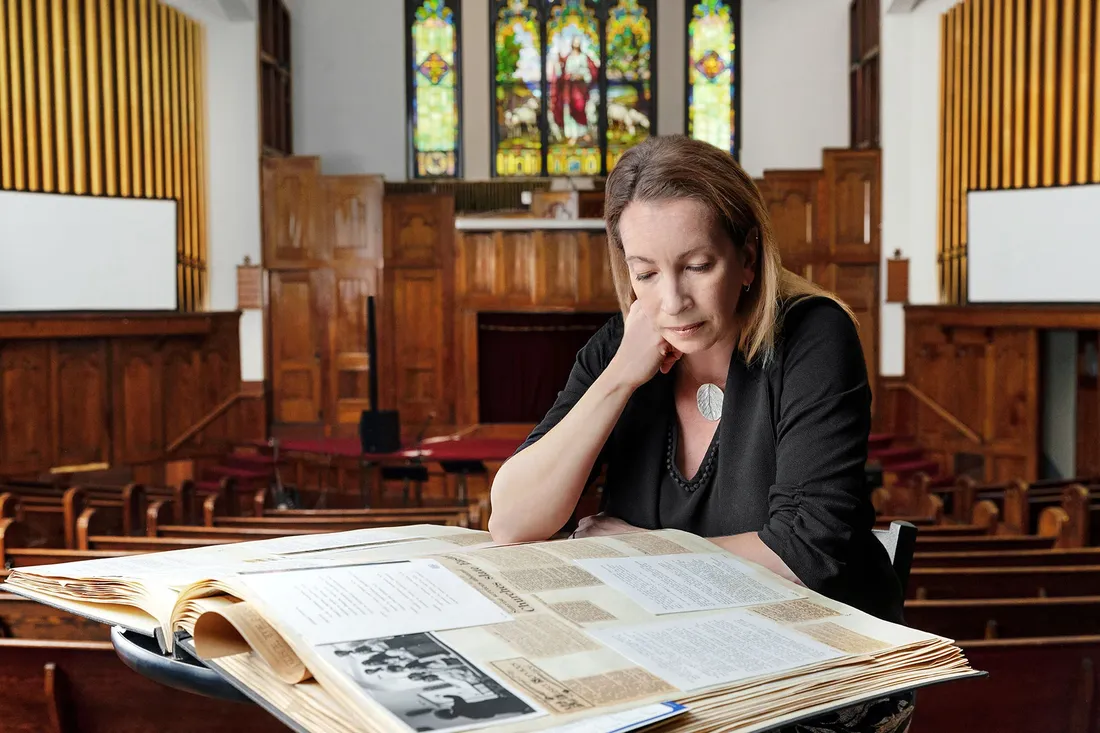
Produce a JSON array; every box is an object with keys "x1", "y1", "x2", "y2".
[{"x1": 515, "y1": 297, "x2": 904, "y2": 624}]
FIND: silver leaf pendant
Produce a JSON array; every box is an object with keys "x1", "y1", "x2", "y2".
[{"x1": 696, "y1": 383, "x2": 724, "y2": 421}]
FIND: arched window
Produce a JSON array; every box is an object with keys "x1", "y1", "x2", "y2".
[
  {"x1": 492, "y1": 0, "x2": 656, "y2": 178},
  {"x1": 406, "y1": 0, "x2": 463, "y2": 178},
  {"x1": 686, "y1": 0, "x2": 740, "y2": 159}
]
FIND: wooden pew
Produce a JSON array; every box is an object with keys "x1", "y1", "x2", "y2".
[
  {"x1": 0, "y1": 593, "x2": 109, "y2": 641},
  {"x1": 0, "y1": 486, "x2": 88, "y2": 549},
  {"x1": 80, "y1": 535, "x2": 237, "y2": 552},
  {"x1": 0, "y1": 639, "x2": 285, "y2": 732},
  {"x1": 907, "y1": 565, "x2": 1100, "y2": 599},
  {"x1": 904, "y1": 596, "x2": 1100, "y2": 640},
  {"x1": 207, "y1": 513, "x2": 469, "y2": 534},
  {"x1": 913, "y1": 546, "x2": 1100, "y2": 567},
  {"x1": 908, "y1": 635, "x2": 1100, "y2": 733},
  {"x1": 914, "y1": 504, "x2": 1074, "y2": 553}
]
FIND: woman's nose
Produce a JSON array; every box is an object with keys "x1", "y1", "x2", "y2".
[{"x1": 660, "y1": 279, "x2": 689, "y2": 315}]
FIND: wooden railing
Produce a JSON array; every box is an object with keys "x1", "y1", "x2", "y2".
[
  {"x1": 884, "y1": 381, "x2": 984, "y2": 445},
  {"x1": 166, "y1": 390, "x2": 251, "y2": 454}
]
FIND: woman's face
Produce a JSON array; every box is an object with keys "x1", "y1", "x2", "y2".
[{"x1": 619, "y1": 198, "x2": 756, "y2": 355}]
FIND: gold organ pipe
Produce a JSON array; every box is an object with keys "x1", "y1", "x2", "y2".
[
  {"x1": 175, "y1": 11, "x2": 188, "y2": 308},
  {"x1": 86, "y1": 0, "x2": 101, "y2": 195},
  {"x1": 160, "y1": 0, "x2": 170, "y2": 197},
  {"x1": 978, "y1": 0, "x2": 990, "y2": 191},
  {"x1": 188, "y1": 20, "x2": 199, "y2": 308},
  {"x1": 990, "y1": 0, "x2": 1002, "y2": 188},
  {"x1": 22, "y1": 0, "x2": 39, "y2": 191},
  {"x1": 1042, "y1": 0, "x2": 1057, "y2": 187},
  {"x1": 68, "y1": 0, "x2": 85, "y2": 193},
  {"x1": 941, "y1": 12, "x2": 950, "y2": 281},
  {"x1": 150, "y1": 0, "x2": 160, "y2": 195},
  {"x1": 1028, "y1": 0, "x2": 1041, "y2": 187},
  {"x1": 128, "y1": 0, "x2": 141, "y2": 193},
  {"x1": 9, "y1": 0, "x2": 25, "y2": 190},
  {"x1": 1094, "y1": 0, "x2": 1100, "y2": 181},
  {"x1": 969, "y1": 0, "x2": 979, "y2": 191},
  {"x1": 101, "y1": 0, "x2": 116, "y2": 195},
  {"x1": 115, "y1": 0, "x2": 129, "y2": 195},
  {"x1": 142, "y1": 0, "x2": 153, "y2": 196},
  {"x1": 1001, "y1": 0, "x2": 1014, "y2": 188},
  {"x1": 0, "y1": 0, "x2": 13, "y2": 189},
  {"x1": 1078, "y1": 0, "x2": 1092, "y2": 184},
  {"x1": 169, "y1": 8, "x2": 180, "y2": 199},
  {"x1": 951, "y1": 6, "x2": 962, "y2": 294},
  {"x1": 195, "y1": 25, "x2": 207, "y2": 307},
  {"x1": 1014, "y1": 0, "x2": 1026, "y2": 187},
  {"x1": 1058, "y1": 0, "x2": 1073, "y2": 185},
  {"x1": 959, "y1": 0, "x2": 972, "y2": 302},
  {"x1": 36, "y1": 0, "x2": 53, "y2": 191},
  {"x1": 51, "y1": 0, "x2": 68, "y2": 192}
]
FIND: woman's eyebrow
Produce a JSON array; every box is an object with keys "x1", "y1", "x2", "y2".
[{"x1": 625, "y1": 246, "x2": 713, "y2": 265}]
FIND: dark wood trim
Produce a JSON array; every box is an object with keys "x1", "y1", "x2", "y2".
[
  {"x1": 0, "y1": 312, "x2": 237, "y2": 340},
  {"x1": 906, "y1": 305, "x2": 1100, "y2": 329}
]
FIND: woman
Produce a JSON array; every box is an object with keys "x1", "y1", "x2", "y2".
[{"x1": 488, "y1": 136, "x2": 912, "y2": 733}]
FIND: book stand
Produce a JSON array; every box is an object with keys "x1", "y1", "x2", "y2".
[{"x1": 111, "y1": 626, "x2": 249, "y2": 703}]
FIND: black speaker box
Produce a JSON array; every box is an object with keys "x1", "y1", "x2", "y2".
[{"x1": 359, "y1": 410, "x2": 401, "y2": 454}]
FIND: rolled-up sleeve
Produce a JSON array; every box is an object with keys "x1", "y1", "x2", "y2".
[{"x1": 757, "y1": 301, "x2": 872, "y2": 595}]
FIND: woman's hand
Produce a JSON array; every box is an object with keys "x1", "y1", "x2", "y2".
[
  {"x1": 571, "y1": 513, "x2": 644, "y2": 538},
  {"x1": 607, "y1": 301, "x2": 681, "y2": 390}
]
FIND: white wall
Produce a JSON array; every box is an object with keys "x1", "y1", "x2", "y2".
[
  {"x1": 292, "y1": 0, "x2": 852, "y2": 180},
  {"x1": 169, "y1": 0, "x2": 265, "y2": 381},
  {"x1": 879, "y1": 0, "x2": 955, "y2": 376}
]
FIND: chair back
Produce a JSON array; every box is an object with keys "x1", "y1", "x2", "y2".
[{"x1": 872, "y1": 520, "x2": 918, "y2": 593}]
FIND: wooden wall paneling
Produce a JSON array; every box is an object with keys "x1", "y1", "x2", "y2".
[
  {"x1": 1076, "y1": 331, "x2": 1100, "y2": 478},
  {"x1": 829, "y1": 263, "x2": 880, "y2": 409},
  {"x1": 455, "y1": 309, "x2": 479, "y2": 427},
  {"x1": 262, "y1": 156, "x2": 321, "y2": 268},
  {"x1": 455, "y1": 231, "x2": 497, "y2": 301},
  {"x1": 382, "y1": 194, "x2": 455, "y2": 431},
  {"x1": 324, "y1": 175, "x2": 383, "y2": 264},
  {"x1": 269, "y1": 268, "x2": 331, "y2": 425},
  {"x1": 760, "y1": 170, "x2": 824, "y2": 279},
  {"x1": 577, "y1": 231, "x2": 617, "y2": 306},
  {"x1": 111, "y1": 339, "x2": 164, "y2": 464},
  {"x1": 946, "y1": 327, "x2": 989, "y2": 445},
  {"x1": 331, "y1": 263, "x2": 377, "y2": 428},
  {"x1": 161, "y1": 341, "x2": 202, "y2": 454},
  {"x1": 824, "y1": 150, "x2": 880, "y2": 261},
  {"x1": 0, "y1": 342, "x2": 52, "y2": 474},
  {"x1": 390, "y1": 268, "x2": 447, "y2": 429},
  {"x1": 499, "y1": 231, "x2": 537, "y2": 304},
  {"x1": 535, "y1": 231, "x2": 580, "y2": 307},
  {"x1": 991, "y1": 328, "x2": 1038, "y2": 477},
  {"x1": 51, "y1": 341, "x2": 110, "y2": 469},
  {"x1": 200, "y1": 315, "x2": 242, "y2": 443}
]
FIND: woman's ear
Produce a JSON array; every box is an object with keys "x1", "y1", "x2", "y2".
[{"x1": 742, "y1": 227, "x2": 760, "y2": 284}]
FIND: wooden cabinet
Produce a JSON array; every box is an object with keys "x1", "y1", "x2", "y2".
[
  {"x1": 0, "y1": 313, "x2": 243, "y2": 478},
  {"x1": 263, "y1": 157, "x2": 384, "y2": 436}
]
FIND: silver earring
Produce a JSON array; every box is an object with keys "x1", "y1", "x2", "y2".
[{"x1": 743, "y1": 283, "x2": 750, "y2": 293}]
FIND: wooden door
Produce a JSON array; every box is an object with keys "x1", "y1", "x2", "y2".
[
  {"x1": 262, "y1": 157, "x2": 322, "y2": 268},
  {"x1": 383, "y1": 194, "x2": 456, "y2": 431},
  {"x1": 321, "y1": 176, "x2": 384, "y2": 431},
  {"x1": 269, "y1": 269, "x2": 332, "y2": 425}
]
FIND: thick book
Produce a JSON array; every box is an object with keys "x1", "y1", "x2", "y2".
[{"x1": 2, "y1": 525, "x2": 981, "y2": 733}]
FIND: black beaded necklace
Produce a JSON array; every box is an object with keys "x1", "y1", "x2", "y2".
[{"x1": 664, "y1": 420, "x2": 720, "y2": 493}]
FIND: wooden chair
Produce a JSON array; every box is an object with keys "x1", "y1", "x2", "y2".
[{"x1": 872, "y1": 520, "x2": 918, "y2": 594}]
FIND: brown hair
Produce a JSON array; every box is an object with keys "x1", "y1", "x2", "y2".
[{"x1": 604, "y1": 135, "x2": 853, "y2": 365}]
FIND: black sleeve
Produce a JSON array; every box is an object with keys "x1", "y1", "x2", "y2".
[
  {"x1": 511, "y1": 315, "x2": 623, "y2": 479},
  {"x1": 757, "y1": 299, "x2": 873, "y2": 595}
]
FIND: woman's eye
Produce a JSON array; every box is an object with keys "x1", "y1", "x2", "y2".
[
  {"x1": 634, "y1": 272, "x2": 655, "y2": 282},
  {"x1": 687, "y1": 263, "x2": 712, "y2": 273}
]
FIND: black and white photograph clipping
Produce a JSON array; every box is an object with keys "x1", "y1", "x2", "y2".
[{"x1": 318, "y1": 631, "x2": 541, "y2": 732}]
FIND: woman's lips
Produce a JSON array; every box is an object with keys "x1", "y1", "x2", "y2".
[{"x1": 666, "y1": 322, "x2": 703, "y2": 335}]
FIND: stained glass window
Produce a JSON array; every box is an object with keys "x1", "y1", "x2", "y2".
[
  {"x1": 407, "y1": 0, "x2": 462, "y2": 178},
  {"x1": 492, "y1": 0, "x2": 656, "y2": 178},
  {"x1": 686, "y1": 0, "x2": 740, "y2": 159}
]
